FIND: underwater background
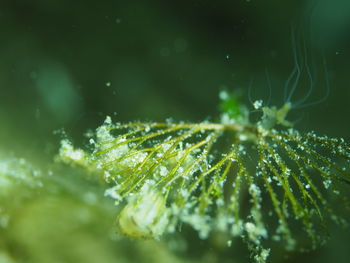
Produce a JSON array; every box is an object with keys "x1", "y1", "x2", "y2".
[{"x1": 0, "y1": 0, "x2": 350, "y2": 263}]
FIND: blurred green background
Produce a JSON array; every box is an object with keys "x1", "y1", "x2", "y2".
[{"x1": 0, "y1": 0, "x2": 349, "y2": 262}]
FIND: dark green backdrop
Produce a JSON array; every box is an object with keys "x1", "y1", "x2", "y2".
[{"x1": 0, "y1": 1, "x2": 349, "y2": 262}]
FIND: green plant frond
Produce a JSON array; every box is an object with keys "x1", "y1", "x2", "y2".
[{"x1": 58, "y1": 103, "x2": 350, "y2": 252}]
